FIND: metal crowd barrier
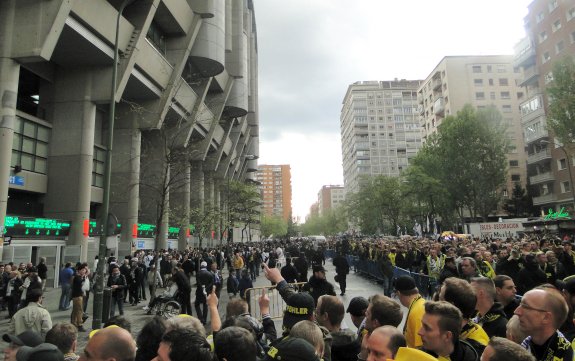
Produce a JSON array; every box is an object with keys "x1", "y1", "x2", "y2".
[
  {"x1": 245, "y1": 282, "x2": 306, "y2": 320},
  {"x1": 344, "y1": 255, "x2": 434, "y2": 298}
]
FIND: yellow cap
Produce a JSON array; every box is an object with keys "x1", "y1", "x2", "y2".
[
  {"x1": 88, "y1": 324, "x2": 120, "y2": 339},
  {"x1": 391, "y1": 347, "x2": 437, "y2": 361}
]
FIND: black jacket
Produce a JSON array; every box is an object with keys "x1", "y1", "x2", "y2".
[
  {"x1": 333, "y1": 255, "x2": 350, "y2": 275},
  {"x1": 517, "y1": 262, "x2": 547, "y2": 295},
  {"x1": 196, "y1": 268, "x2": 214, "y2": 296},
  {"x1": 476, "y1": 302, "x2": 507, "y2": 338},
  {"x1": 330, "y1": 329, "x2": 359, "y2": 361},
  {"x1": 280, "y1": 264, "x2": 299, "y2": 284},
  {"x1": 302, "y1": 275, "x2": 336, "y2": 304},
  {"x1": 173, "y1": 269, "x2": 191, "y2": 293},
  {"x1": 107, "y1": 274, "x2": 127, "y2": 299},
  {"x1": 423, "y1": 339, "x2": 478, "y2": 361}
]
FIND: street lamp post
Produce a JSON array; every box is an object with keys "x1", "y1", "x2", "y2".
[
  {"x1": 540, "y1": 139, "x2": 575, "y2": 212},
  {"x1": 92, "y1": 0, "x2": 135, "y2": 330}
]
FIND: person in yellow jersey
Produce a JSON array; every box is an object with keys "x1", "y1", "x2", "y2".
[
  {"x1": 419, "y1": 301, "x2": 479, "y2": 361},
  {"x1": 393, "y1": 275, "x2": 425, "y2": 348}
]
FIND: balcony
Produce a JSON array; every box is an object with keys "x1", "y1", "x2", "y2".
[
  {"x1": 519, "y1": 66, "x2": 540, "y2": 87},
  {"x1": 527, "y1": 149, "x2": 552, "y2": 164},
  {"x1": 529, "y1": 171, "x2": 555, "y2": 185},
  {"x1": 513, "y1": 38, "x2": 536, "y2": 68},
  {"x1": 432, "y1": 77, "x2": 442, "y2": 91},
  {"x1": 532, "y1": 193, "x2": 557, "y2": 206},
  {"x1": 434, "y1": 98, "x2": 444, "y2": 116}
]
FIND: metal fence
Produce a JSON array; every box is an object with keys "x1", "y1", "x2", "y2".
[{"x1": 245, "y1": 282, "x2": 306, "y2": 320}]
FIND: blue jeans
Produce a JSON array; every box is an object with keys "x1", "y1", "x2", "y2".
[{"x1": 59, "y1": 284, "x2": 71, "y2": 310}]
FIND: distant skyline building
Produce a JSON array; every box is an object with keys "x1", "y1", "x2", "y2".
[
  {"x1": 418, "y1": 55, "x2": 528, "y2": 196},
  {"x1": 255, "y1": 165, "x2": 292, "y2": 222},
  {"x1": 514, "y1": 0, "x2": 575, "y2": 213},
  {"x1": 317, "y1": 185, "x2": 345, "y2": 215},
  {"x1": 340, "y1": 80, "x2": 423, "y2": 194}
]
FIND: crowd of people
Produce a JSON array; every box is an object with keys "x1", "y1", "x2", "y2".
[{"x1": 1, "y1": 234, "x2": 575, "y2": 361}]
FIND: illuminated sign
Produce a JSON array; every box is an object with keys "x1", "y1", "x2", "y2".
[
  {"x1": 8, "y1": 176, "x2": 24, "y2": 186},
  {"x1": 3, "y1": 216, "x2": 70, "y2": 237},
  {"x1": 544, "y1": 207, "x2": 570, "y2": 221}
]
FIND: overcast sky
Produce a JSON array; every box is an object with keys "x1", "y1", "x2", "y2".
[{"x1": 254, "y1": 0, "x2": 532, "y2": 222}]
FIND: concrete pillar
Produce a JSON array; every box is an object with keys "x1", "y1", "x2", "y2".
[
  {"x1": 45, "y1": 69, "x2": 96, "y2": 262},
  {"x1": 0, "y1": 1, "x2": 19, "y2": 260},
  {"x1": 191, "y1": 161, "x2": 204, "y2": 213},
  {"x1": 214, "y1": 178, "x2": 222, "y2": 242},
  {"x1": 204, "y1": 172, "x2": 215, "y2": 246},
  {"x1": 110, "y1": 104, "x2": 141, "y2": 258},
  {"x1": 171, "y1": 160, "x2": 190, "y2": 251}
]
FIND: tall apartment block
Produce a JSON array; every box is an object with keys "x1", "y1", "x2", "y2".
[
  {"x1": 341, "y1": 80, "x2": 423, "y2": 194},
  {"x1": 317, "y1": 185, "x2": 345, "y2": 215},
  {"x1": 418, "y1": 56, "x2": 528, "y2": 197},
  {"x1": 514, "y1": 0, "x2": 575, "y2": 212},
  {"x1": 255, "y1": 165, "x2": 293, "y2": 222},
  {"x1": 0, "y1": 0, "x2": 259, "y2": 284}
]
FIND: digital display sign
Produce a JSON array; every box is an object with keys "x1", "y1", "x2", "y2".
[{"x1": 3, "y1": 216, "x2": 71, "y2": 237}]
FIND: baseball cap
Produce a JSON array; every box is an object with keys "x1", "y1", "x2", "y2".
[
  {"x1": 393, "y1": 347, "x2": 437, "y2": 361},
  {"x1": 200, "y1": 261, "x2": 207, "y2": 268},
  {"x1": 312, "y1": 265, "x2": 326, "y2": 273},
  {"x1": 265, "y1": 337, "x2": 320, "y2": 361},
  {"x1": 2, "y1": 331, "x2": 43, "y2": 347},
  {"x1": 394, "y1": 275, "x2": 417, "y2": 293},
  {"x1": 16, "y1": 343, "x2": 63, "y2": 361},
  {"x1": 283, "y1": 293, "x2": 315, "y2": 330},
  {"x1": 346, "y1": 296, "x2": 368, "y2": 317}
]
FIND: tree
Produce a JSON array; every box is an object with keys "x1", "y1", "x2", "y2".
[
  {"x1": 502, "y1": 183, "x2": 536, "y2": 218},
  {"x1": 300, "y1": 207, "x2": 347, "y2": 236},
  {"x1": 260, "y1": 215, "x2": 288, "y2": 238},
  {"x1": 345, "y1": 175, "x2": 403, "y2": 235},
  {"x1": 547, "y1": 56, "x2": 575, "y2": 149},
  {"x1": 224, "y1": 180, "x2": 261, "y2": 242}
]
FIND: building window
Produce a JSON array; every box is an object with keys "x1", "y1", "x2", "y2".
[
  {"x1": 549, "y1": 0, "x2": 558, "y2": 13},
  {"x1": 11, "y1": 115, "x2": 50, "y2": 174},
  {"x1": 539, "y1": 31, "x2": 548, "y2": 43},
  {"x1": 552, "y1": 19, "x2": 562, "y2": 32},
  {"x1": 509, "y1": 160, "x2": 519, "y2": 167},
  {"x1": 92, "y1": 147, "x2": 105, "y2": 187},
  {"x1": 474, "y1": 79, "x2": 483, "y2": 86},
  {"x1": 536, "y1": 12, "x2": 545, "y2": 23},
  {"x1": 499, "y1": 78, "x2": 509, "y2": 86},
  {"x1": 476, "y1": 92, "x2": 485, "y2": 100},
  {"x1": 502, "y1": 105, "x2": 512, "y2": 113},
  {"x1": 497, "y1": 65, "x2": 507, "y2": 73},
  {"x1": 472, "y1": 65, "x2": 482, "y2": 73},
  {"x1": 490, "y1": 92, "x2": 496, "y2": 100},
  {"x1": 556, "y1": 41, "x2": 565, "y2": 54},
  {"x1": 568, "y1": 7, "x2": 575, "y2": 21},
  {"x1": 146, "y1": 21, "x2": 167, "y2": 55},
  {"x1": 487, "y1": 65, "x2": 493, "y2": 73},
  {"x1": 511, "y1": 174, "x2": 521, "y2": 182},
  {"x1": 500, "y1": 91, "x2": 511, "y2": 99},
  {"x1": 542, "y1": 52, "x2": 551, "y2": 63},
  {"x1": 559, "y1": 158, "x2": 567, "y2": 170},
  {"x1": 562, "y1": 181, "x2": 571, "y2": 193}
]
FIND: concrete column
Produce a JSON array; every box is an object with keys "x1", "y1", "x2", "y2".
[
  {"x1": 191, "y1": 161, "x2": 204, "y2": 213},
  {"x1": 0, "y1": 1, "x2": 19, "y2": 260},
  {"x1": 204, "y1": 172, "x2": 215, "y2": 246},
  {"x1": 110, "y1": 104, "x2": 141, "y2": 257},
  {"x1": 45, "y1": 69, "x2": 96, "y2": 262},
  {"x1": 214, "y1": 178, "x2": 222, "y2": 243}
]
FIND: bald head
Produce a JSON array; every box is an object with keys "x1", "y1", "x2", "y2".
[{"x1": 85, "y1": 327, "x2": 136, "y2": 361}]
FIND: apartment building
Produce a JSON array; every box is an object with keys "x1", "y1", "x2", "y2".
[
  {"x1": 418, "y1": 56, "x2": 528, "y2": 197},
  {"x1": 514, "y1": 0, "x2": 575, "y2": 213},
  {"x1": 317, "y1": 185, "x2": 345, "y2": 215},
  {"x1": 340, "y1": 80, "x2": 423, "y2": 194},
  {"x1": 255, "y1": 165, "x2": 293, "y2": 222},
  {"x1": 0, "y1": 0, "x2": 259, "y2": 283}
]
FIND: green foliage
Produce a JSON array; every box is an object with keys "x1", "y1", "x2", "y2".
[
  {"x1": 502, "y1": 183, "x2": 536, "y2": 217},
  {"x1": 260, "y1": 215, "x2": 288, "y2": 238},
  {"x1": 301, "y1": 207, "x2": 347, "y2": 236},
  {"x1": 345, "y1": 175, "x2": 402, "y2": 234},
  {"x1": 547, "y1": 56, "x2": 575, "y2": 147}
]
